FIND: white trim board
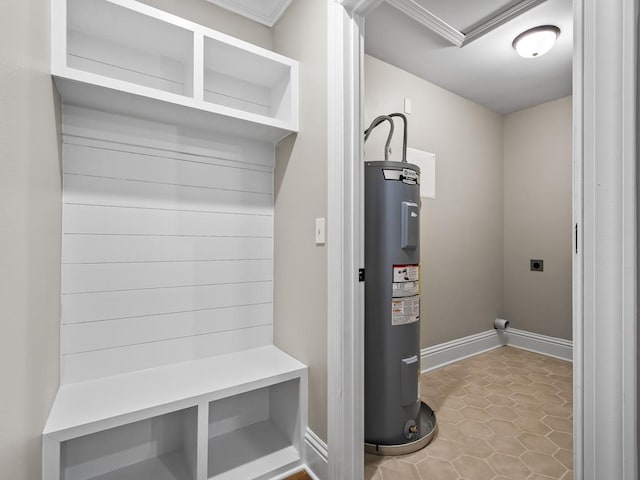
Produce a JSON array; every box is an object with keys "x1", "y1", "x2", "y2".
[
  {"x1": 420, "y1": 330, "x2": 502, "y2": 373},
  {"x1": 385, "y1": 0, "x2": 547, "y2": 47},
  {"x1": 273, "y1": 429, "x2": 327, "y2": 480},
  {"x1": 326, "y1": 2, "x2": 366, "y2": 479},
  {"x1": 506, "y1": 328, "x2": 573, "y2": 362},
  {"x1": 303, "y1": 428, "x2": 328, "y2": 480},
  {"x1": 420, "y1": 327, "x2": 574, "y2": 374}
]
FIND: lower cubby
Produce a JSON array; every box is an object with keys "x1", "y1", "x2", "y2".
[
  {"x1": 207, "y1": 378, "x2": 301, "y2": 480},
  {"x1": 60, "y1": 407, "x2": 198, "y2": 480},
  {"x1": 44, "y1": 346, "x2": 307, "y2": 480}
]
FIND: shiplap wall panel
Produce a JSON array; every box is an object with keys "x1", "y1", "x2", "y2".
[
  {"x1": 62, "y1": 282, "x2": 273, "y2": 324},
  {"x1": 60, "y1": 107, "x2": 275, "y2": 383},
  {"x1": 63, "y1": 175, "x2": 272, "y2": 215},
  {"x1": 62, "y1": 105, "x2": 274, "y2": 168},
  {"x1": 61, "y1": 259, "x2": 273, "y2": 294},
  {"x1": 66, "y1": 135, "x2": 275, "y2": 172},
  {"x1": 61, "y1": 325, "x2": 273, "y2": 383},
  {"x1": 61, "y1": 303, "x2": 273, "y2": 354},
  {"x1": 63, "y1": 235, "x2": 273, "y2": 263},
  {"x1": 63, "y1": 204, "x2": 273, "y2": 237},
  {"x1": 64, "y1": 144, "x2": 273, "y2": 194}
]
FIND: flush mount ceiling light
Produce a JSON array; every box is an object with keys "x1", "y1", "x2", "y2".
[{"x1": 512, "y1": 25, "x2": 561, "y2": 58}]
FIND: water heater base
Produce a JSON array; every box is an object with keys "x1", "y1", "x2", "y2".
[{"x1": 364, "y1": 402, "x2": 437, "y2": 456}]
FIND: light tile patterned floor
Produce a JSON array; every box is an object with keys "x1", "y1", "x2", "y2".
[{"x1": 365, "y1": 346, "x2": 573, "y2": 480}]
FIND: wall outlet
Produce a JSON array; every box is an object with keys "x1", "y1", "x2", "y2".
[{"x1": 530, "y1": 259, "x2": 544, "y2": 271}]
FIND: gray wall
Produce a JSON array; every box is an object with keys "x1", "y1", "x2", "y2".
[
  {"x1": 364, "y1": 55, "x2": 505, "y2": 347},
  {"x1": 503, "y1": 96, "x2": 573, "y2": 340},
  {"x1": 364, "y1": 56, "x2": 573, "y2": 347},
  {"x1": 272, "y1": 0, "x2": 328, "y2": 441},
  {"x1": 0, "y1": 1, "x2": 62, "y2": 478}
]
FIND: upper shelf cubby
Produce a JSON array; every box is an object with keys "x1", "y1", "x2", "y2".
[
  {"x1": 203, "y1": 37, "x2": 292, "y2": 121},
  {"x1": 51, "y1": 0, "x2": 298, "y2": 142},
  {"x1": 67, "y1": 0, "x2": 194, "y2": 97}
]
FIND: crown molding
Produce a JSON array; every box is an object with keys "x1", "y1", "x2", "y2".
[
  {"x1": 386, "y1": 0, "x2": 464, "y2": 46},
  {"x1": 462, "y1": 0, "x2": 547, "y2": 45},
  {"x1": 385, "y1": 0, "x2": 549, "y2": 48}
]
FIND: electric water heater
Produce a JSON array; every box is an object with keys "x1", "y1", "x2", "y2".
[{"x1": 364, "y1": 114, "x2": 436, "y2": 455}]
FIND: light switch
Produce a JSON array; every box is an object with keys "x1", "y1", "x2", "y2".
[
  {"x1": 404, "y1": 97, "x2": 412, "y2": 114},
  {"x1": 315, "y1": 218, "x2": 326, "y2": 245}
]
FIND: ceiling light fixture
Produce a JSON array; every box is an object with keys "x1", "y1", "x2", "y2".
[{"x1": 512, "y1": 25, "x2": 561, "y2": 58}]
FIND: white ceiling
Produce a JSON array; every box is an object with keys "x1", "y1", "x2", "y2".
[{"x1": 365, "y1": 0, "x2": 573, "y2": 114}]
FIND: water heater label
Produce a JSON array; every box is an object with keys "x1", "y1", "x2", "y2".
[
  {"x1": 392, "y1": 264, "x2": 420, "y2": 325},
  {"x1": 391, "y1": 295, "x2": 420, "y2": 325},
  {"x1": 393, "y1": 281, "x2": 419, "y2": 297},
  {"x1": 392, "y1": 264, "x2": 419, "y2": 283}
]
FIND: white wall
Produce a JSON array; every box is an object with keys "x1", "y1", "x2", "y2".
[
  {"x1": 0, "y1": 1, "x2": 62, "y2": 478},
  {"x1": 364, "y1": 55, "x2": 505, "y2": 347},
  {"x1": 272, "y1": 0, "x2": 328, "y2": 441},
  {"x1": 503, "y1": 96, "x2": 573, "y2": 340}
]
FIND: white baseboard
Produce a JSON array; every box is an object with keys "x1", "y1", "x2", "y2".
[
  {"x1": 504, "y1": 327, "x2": 573, "y2": 362},
  {"x1": 420, "y1": 325, "x2": 573, "y2": 373},
  {"x1": 420, "y1": 330, "x2": 502, "y2": 373},
  {"x1": 304, "y1": 427, "x2": 328, "y2": 480},
  {"x1": 268, "y1": 428, "x2": 326, "y2": 480}
]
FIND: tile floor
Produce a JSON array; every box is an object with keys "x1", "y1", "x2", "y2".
[{"x1": 365, "y1": 346, "x2": 573, "y2": 480}]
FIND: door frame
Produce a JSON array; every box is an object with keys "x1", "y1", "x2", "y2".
[{"x1": 326, "y1": 0, "x2": 638, "y2": 478}]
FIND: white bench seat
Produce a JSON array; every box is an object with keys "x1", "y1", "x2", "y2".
[{"x1": 43, "y1": 346, "x2": 307, "y2": 480}]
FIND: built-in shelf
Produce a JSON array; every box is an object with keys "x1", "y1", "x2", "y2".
[
  {"x1": 208, "y1": 423, "x2": 300, "y2": 480},
  {"x1": 61, "y1": 408, "x2": 197, "y2": 480},
  {"x1": 43, "y1": 346, "x2": 308, "y2": 480},
  {"x1": 52, "y1": 0, "x2": 298, "y2": 142},
  {"x1": 66, "y1": 0, "x2": 194, "y2": 97},
  {"x1": 46, "y1": 2, "x2": 306, "y2": 479},
  {"x1": 207, "y1": 380, "x2": 301, "y2": 479}
]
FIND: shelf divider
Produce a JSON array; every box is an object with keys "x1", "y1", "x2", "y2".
[{"x1": 193, "y1": 32, "x2": 204, "y2": 103}]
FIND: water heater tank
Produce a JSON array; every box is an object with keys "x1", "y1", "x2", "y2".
[{"x1": 364, "y1": 160, "x2": 436, "y2": 454}]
